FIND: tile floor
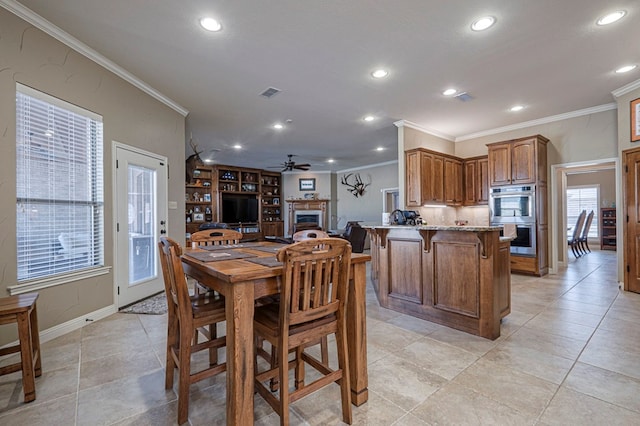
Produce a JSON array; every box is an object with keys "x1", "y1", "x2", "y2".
[{"x1": 1, "y1": 249, "x2": 640, "y2": 425}]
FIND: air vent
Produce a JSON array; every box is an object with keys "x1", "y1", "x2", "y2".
[
  {"x1": 455, "y1": 92, "x2": 474, "y2": 102},
  {"x1": 260, "y1": 87, "x2": 281, "y2": 98}
]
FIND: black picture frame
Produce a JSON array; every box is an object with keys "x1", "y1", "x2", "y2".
[{"x1": 299, "y1": 178, "x2": 316, "y2": 191}]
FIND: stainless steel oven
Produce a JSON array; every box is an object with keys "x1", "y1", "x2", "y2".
[
  {"x1": 489, "y1": 185, "x2": 535, "y2": 221},
  {"x1": 494, "y1": 222, "x2": 536, "y2": 256}
]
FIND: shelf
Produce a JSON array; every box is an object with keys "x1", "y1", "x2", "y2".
[{"x1": 600, "y1": 208, "x2": 616, "y2": 251}]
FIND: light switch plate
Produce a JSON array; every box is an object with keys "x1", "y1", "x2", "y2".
[{"x1": 168, "y1": 201, "x2": 178, "y2": 210}]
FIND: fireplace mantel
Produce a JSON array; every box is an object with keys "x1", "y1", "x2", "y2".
[{"x1": 286, "y1": 199, "x2": 329, "y2": 235}]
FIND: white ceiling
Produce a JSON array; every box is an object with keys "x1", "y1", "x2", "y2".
[{"x1": 12, "y1": 0, "x2": 640, "y2": 171}]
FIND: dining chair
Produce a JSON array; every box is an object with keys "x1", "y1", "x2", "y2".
[
  {"x1": 158, "y1": 237, "x2": 227, "y2": 425},
  {"x1": 253, "y1": 238, "x2": 353, "y2": 425},
  {"x1": 579, "y1": 210, "x2": 595, "y2": 254},
  {"x1": 190, "y1": 228, "x2": 242, "y2": 246},
  {"x1": 568, "y1": 210, "x2": 586, "y2": 258},
  {"x1": 0, "y1": 293, "x2": 41, "y2": 403},
  {"x1": 292, "y1": 229, "x2": 329, "y2": 242}
]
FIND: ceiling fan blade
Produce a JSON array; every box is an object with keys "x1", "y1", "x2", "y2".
[{"x1": 294, "y1": 164, "x2": 310, "y2": 170}]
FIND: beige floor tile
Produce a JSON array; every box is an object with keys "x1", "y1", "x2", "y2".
[
  {"x1": 366, "y1": 318, "x2": 424, "y2": 353},
  {"x1": 367, "y1": 352, "x2": 446, "y2": 411},
  {"x1": 411, "y1": 382, "x2": 535, "y2": 425},
  {"x1": 539, "y1": 386, "x2": 640, "y2": 425},
  {"x1": 110, "y1": 400, "x2": 180, "y2": 426},
  {"x1": 385, "y1": 313, "x2": 447, "y2": 336},
  {"x1": 425, "y1": 326, "x2": 499, "y2": 356},
  {"x1": 451, "y1": 358, "x2": 558, "y2": 417},
  {"x1": 503, "y1": 326, "x2": 586, "y2": 360},
  {"x1": 76, "y1": 369, "x2": 175, "y2": 426},
  {"x1": 396, "y1": 337, "x2": 478, "y2": 380},
  {"x1": 482, "y1": 344, "x2": 574, "y2": 384},
  {"x1": 564, "y1": 362, "x2": 640, "y2": 413},
  {"x1": 0, "y1": 393, "x2": 77, "y2": 426},
  {"x1": 79, "y1": 348, "x2": 162, "y2": 390},
  {"x1": 523, "y1": 314, "x2": 595, "y2": 341}
]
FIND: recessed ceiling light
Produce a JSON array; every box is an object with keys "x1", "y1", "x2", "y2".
[
  {"x1": 363, "y1": 115, "x2": 375, "y2": 122},
  {"x1": 443, "y1": 88, "x2": 457, "y2": 96},
  {"x1": 233, "y1": 144, "x2": 242, "y2": 149},
  {"x1": 371, "y1": 69, "x2": 389, "y2": 79},
  {"x1": 200, "y1": 17, "x2": 222, "y2": 32},
  {"x1": 510, "y1": 105, "x2": 525, "y2": 112},
  {"x1": 273, "y1": 123, "x2": 284, "y2": 130},
  {"x1": 376, "y1": 147, "x2": 384, "y2": 152},
  {"x1": 471, "y1": 16, "x2": 496, "y2": 31},
  {"x1": 615, "y1": 65, "x2": 637, "y2": 74},
  {"x1": 204, "y1": 158, "x2": 213, "y2": 163},
  {"x1": 327, "y1": 159, "x2": 335, "y2": 163},
  {"x1": 597, "y1": 10, "x2": 626, "y2": 26}
]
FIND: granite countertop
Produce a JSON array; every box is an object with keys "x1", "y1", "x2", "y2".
[{"x1": 365, "y1": 225, "x2": 504, "y2": 232}]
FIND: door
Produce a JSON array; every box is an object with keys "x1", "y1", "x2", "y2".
[
  {"x1": 624, "y1": 148, "x2": 640, "y2": 293},
  {"x1": 115, "y1": 144, "x2": 168, "y2": 307}
]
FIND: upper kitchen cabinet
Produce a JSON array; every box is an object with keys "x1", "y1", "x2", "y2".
[
  {"x1": 444, "y1": 157, "x2": 463, "y2": 206},
  {"x1": 487, "y1": 135, "x2": 548, "y2": 186},
  {"x1": 406, "y1": 149, "x2": 444, "y2": 206},
  {"x1": 463, "y1": 156, "x2": 489, "y2": 206}
]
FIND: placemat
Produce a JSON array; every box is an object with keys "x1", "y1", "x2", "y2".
[
  {"x1": 245, "y1": 257, "x2": 283, "y2": 268},
  {"x1": 185, "y1": 251, "x2": 257, "y2": 262},
  {"x1": 200, "y1": 242, "x2": 262, "y2": 251},
  {"x1": 251, "y1": 244, "x2": 289, "y2": 254}
]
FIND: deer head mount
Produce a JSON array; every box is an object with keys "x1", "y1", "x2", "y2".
[
  {"x1": 341, "y1": 173, "x2": 371, "y2": 198},
  {"x1": 185, "y1": 138, "x2": 204, "y2": 183}
]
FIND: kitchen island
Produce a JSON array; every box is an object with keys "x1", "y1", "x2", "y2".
[{"x1": 367, "y1": 225, "x2": 511, "y2": 340}]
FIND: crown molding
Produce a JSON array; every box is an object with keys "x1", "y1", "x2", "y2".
[
  {"x1": 1, "y1": 0, "x2": 188, "y2": 117},
  {"x1": 393, "y1": 120, "x2": 455, "y2": 141},
  {"x1": 336, "y1": 160, "x2": 398, "y2": 174},
  {"x1": 612, "y1": 78, "x2": 640, "y2": 98},
  {"x1": 455, "y1": 103, "x2": 617, "y2": 142}
]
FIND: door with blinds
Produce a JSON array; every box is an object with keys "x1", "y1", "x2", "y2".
[{"x1": 114, "y1": 143, "x2": 168, "y2": 307}]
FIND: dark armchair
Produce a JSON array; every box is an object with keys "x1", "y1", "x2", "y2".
[{"x1": 341, "y1": 221, "x2": 367, "y2": 253}]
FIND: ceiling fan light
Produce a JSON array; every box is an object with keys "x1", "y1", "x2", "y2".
[
  {"x1": 443, "y1": 88, "x2": 457, "y2": 96},
  {"x1": 273, "y1": 123, "x2": 284, "y2": 130},
  {"x1": 371, "y1": 69, "x2": 389, "y2": 79}
]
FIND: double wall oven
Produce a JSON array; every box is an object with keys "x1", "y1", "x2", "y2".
[{"x1": 490, "y1": 185, "x2": 536, "y2": 256}]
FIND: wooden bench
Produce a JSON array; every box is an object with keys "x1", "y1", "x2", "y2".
[{"x1": 0, "y1": 293, "x2": 42, "y2": 403}]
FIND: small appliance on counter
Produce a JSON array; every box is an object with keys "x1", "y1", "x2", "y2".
[{"x1": 390, "y1": 210, "x2": 422, "y2": 226}]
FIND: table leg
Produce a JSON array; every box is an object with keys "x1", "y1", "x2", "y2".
[
  {"x1": 347, "y1": 262, "x2": 368, "y2": 406},
  {"x1": 225, "y1": 280, "x2": 255, "y2": 426}
]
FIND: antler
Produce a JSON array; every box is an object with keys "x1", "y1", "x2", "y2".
[{"x1": 341, "y1": 173, "x2": 370, "y2": 197}]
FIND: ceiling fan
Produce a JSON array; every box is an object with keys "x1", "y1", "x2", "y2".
[{"x1": 276, "y1": 154, "x2": 310, "y2": 172}]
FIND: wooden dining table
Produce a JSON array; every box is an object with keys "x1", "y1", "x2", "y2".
[{"x1": 181, "y1": 241, "x2": 371, "y2": 426}]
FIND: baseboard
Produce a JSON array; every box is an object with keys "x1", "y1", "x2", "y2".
[{"x1": 39, "y1": 304, "x2": 118, "y2": 344}]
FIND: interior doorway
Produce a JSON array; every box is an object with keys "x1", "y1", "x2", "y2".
[{"x1": 550, "y1": 158, "x2": 619, "y2": 278}]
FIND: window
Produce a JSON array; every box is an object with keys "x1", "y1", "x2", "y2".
[
  {"x1": 16, "y1": 84, "x2": 104, "y2": 282},
  {"x1": 566, "y1": 185, "x2": 599, "y2": 238}
]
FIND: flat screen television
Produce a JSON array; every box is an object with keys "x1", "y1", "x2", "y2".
[{"x1": 222, "y1": 194, "x2": 258, "y2": 223}]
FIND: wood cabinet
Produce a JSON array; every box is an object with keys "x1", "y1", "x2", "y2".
[
  {"x1": 487, "y1": 135, "x2": 548, "y2": 186},
  {"x1": 463, "y1": 156, "x2": 489, "y2": 206},
  {"x1": 185, "y1": 163, "x2": 283, "y2": 242},
  {"x1": 185, "y1": 166, "x2": 214, "y2": 240},
  {"x1": 487, "y1": 135, "x2": 549, "y2": 276},
  {"x1": 405, "y1": 149, "x2": 447, "y2": 206},
  {"x1": 600, "y1": 208, "x2": 616, "y2": 250},
  {"x1": 444, "y1": 157, "x2": 463, "y2": 205}
]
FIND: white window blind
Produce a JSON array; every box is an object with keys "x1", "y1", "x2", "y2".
[
  {"x1": 16, "y1": 84, "x2": 104, "y2": 282},
  {"x1": 566, "y1": 185, "x2": 599, "y2": 238}
]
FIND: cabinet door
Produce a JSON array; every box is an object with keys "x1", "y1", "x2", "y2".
[
  {"x1": 405, "y1": 151, "x2": 421, "y2": 207},
  {"x1": 488, "y1": 143, "x2": 511, "y2": 186},
  {"x1": 476, "y1": 157, "x2": 489, "y2": 204},
  {"x1": 430, "y1": 154, "x2": 445, "y2": 203},
  {"x1": 511, "y1": 139, "x2": 535, "y2": 184},
  {"x1": 444, "y1": 158, "x2": 462, "y2": 205},
  {"x1": 463, "y1": 160, "x2": 477, "y2": 205}
]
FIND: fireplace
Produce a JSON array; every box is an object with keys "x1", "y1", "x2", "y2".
[
  {"x1": 295, "y1": 211, "x2": 322, "y2": 225},
  {"x1": 286, "y1": 199, "x2": 329, "y2": 236}
]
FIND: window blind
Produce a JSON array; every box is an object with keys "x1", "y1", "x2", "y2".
[
  {"x1": 566, "y1": 185, "x2": 599, "y2": 238},
  {"x1": 16, "y1": 84, "x2": 104, "y2": 281}
]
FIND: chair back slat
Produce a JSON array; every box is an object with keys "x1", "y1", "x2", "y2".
[
  {"x1": 190, "y1": 229, "x2": 243, "y2": 246},
  {"x1": 159, "y1": 237, "x2": 193, "y2": 320},
  {"x1": 277, "y1": 238, "x2": 351, "y2": 327}
]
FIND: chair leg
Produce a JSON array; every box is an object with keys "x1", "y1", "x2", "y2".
[
  {"x1": 320, "y1": 336, "x2": 329, "y2": 366},
  {"x1": 177, "y1": 328, "x2": 192, "y2": 425},
  {"x1": 17, "y1": 311, "x2": 36, "y2": 403},
  {"x1": 278, "y1": 339, "x2": 290, "y2": 426},
  {"x1": 209, "y1": 324, "x2": 218, "y2": 366},
  {"x1": 165, "y1": 316, "x2": 178, "y2": 389},
  {"x1": 30, "y1": 303, "x2": 42, "y2": 378},
  {"x1": 584, "y1": 240, "x2": 591, "y2": 252},
  {"x1": 335, "y1": 326, "x2": 352, "y2": 424}
]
